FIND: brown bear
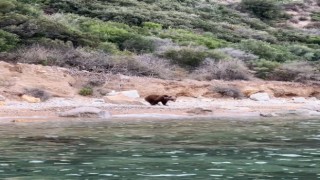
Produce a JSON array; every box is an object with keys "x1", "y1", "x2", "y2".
[{"x1": 144, "y1": 95, "x2": 176, "y2": 106}]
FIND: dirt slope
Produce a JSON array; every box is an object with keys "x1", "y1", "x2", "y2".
[{"x1": 1, "y1": 61, "x2": 319, "y2": 100}]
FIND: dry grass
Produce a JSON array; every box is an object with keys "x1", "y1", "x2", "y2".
[
  {"x1": 192, "y1": 59, "x2": 252, "y2": 81},
  {"x1": 9, "y1": 45, "x2": 177, "y2": 79},
  {"x1": 269, "y1": 61, "x2": 320, "y2": 83}
]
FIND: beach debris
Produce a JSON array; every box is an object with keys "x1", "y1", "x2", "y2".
[
  {"x1": 250, "y1": 93, "x2": 270, "y2": 101},
  {"x1": 59, "y1": 107, "x2": 111, "y2": 118}
]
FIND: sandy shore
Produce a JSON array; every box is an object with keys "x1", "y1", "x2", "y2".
[{"x1": 1, "y1": 96, "x2": 319, "y2": 123}]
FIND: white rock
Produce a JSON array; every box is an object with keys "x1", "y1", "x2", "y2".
[
  {"x1": 107, "y1": 90, "x2": 140, "y2": 98},
  {"x1": 250, "y1": 93, "x2": 270, "y2": 101},
  {"x1": 292, "y1": 97, "x2": 306, "y2": 103},
  {"x1": 0, "y1": 95, "x2": 5, "y2": 101},
  {"x1": 260, "y1": 112, "x2": 278, "y2": 117},
  {"x1": 104, "y1": 94, "x2": 144, "y2": 105}
]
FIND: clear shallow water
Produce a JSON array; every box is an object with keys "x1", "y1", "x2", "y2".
[{"x1": 0, "y1": 118, "x2": 319, "y2": 179}]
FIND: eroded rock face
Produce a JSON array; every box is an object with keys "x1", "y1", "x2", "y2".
[
  {"x1": 1, "y1": 61, "x2": 320, "y2": 102},
  {"x1": 59, "y1": 107, "x2": 111, "y2": 118},
  {"x1": 0, "y1": 61, "x2": 75, "y2": 98},
  {"x1": 250, "y1": 93, "x2": 270, "y2": 101}
]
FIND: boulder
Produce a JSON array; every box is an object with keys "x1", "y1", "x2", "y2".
[
  {"x1": 250, "y1": 93, "x2": 270, "y2": 101},
  {"x1": 107, "y1": 90, "x2": 140, "y2": 98},
  {"x1": 104, "y1": 94, "x2": 144, "y2": 105},
  {"x1": 260, "y1": 112, "x2": 278, "y2": 117},
  {"x1": 292, "y1": 97, "x2": 307, "y2": 103},
  {"x1": 0, "y1": 95, "x2": 5, "y2": 101},
  {"x1": 59, "y1": 107, "x2": 111, "y2": 118},
  {"x1": 21, "y1": 95, "x2": 41, "y2": 103}
]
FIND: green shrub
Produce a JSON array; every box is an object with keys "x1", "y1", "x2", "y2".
[
  {"x1": 289, "y1": 45, "x2": 320, "y2": 61},
  {"x1": 143, "y1": 22, "x2": 162, "y2": 30},
  {"x1": 249, "y1": 59, "x2": 280, "y2": 79},
  {"x1": 159, "y1": 29, "x2": 226, "y2": 49},
  {"x1": 163, "y1": 47, "x2": 208, "y2": 69},
  {"x1": 121, "y1": 36, "x2": 156, "y2": 53},
  {"x1": 306, "y1": 36, "x2": 320, "y2": 45},
  {"x1": 79, "y1": 87, "x2": 93, "y2": 96},
  {"x1": 311, "y1": 12, "x2": 320, "y2": 21},
  {"x1": 240, "y1": 0, "x2": 283, "y2": 20},
  {"x1": 236, "y1": 39, "x2": 296, "y2": 62},
  {"x1": 0, "y1": 30, "x2": 19, "y2": 52},
  {"x1": 0, "y1": 0, "x2": 16, "y2": 13},
  {"x1": 98, "y1": 42, "x2": 120, "y2": 54}
]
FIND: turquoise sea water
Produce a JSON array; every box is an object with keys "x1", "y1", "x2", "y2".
[{"x1": 0, "y1": 118, "x2": 319, "y2": 179}]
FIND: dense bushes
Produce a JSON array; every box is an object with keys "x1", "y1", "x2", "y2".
[
  {"x1": 0, "y1": 0, "x2": 319, "y2": 83},
  {"x1": 162, "y1": 47, "x2": 208, "y2": 69},
  {"x1": 269, "y1": 62, "x2": 319, "y2": 82},
  {"x1": 248, "y1": 59, "x2": 280, "y2": 79},
  {"x1": 0, "y1": 30, "x2": 19, "y2": 52},
  {"x1": 240, "y1": 0, "x2": 284, "y2": 20},
  {"x1": 121, "y1": 36, "x2": 156, "y2": 53},
  {"x1": 236, "y1": 39, "x2": 296, "y2": 62}
]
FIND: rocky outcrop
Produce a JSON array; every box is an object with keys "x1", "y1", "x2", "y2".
[
  {"x1": 250, "y1": 93, "x2": 270, "y2": 101},
  {"x1": 59, "y1": 107, "x2": 111, "y2": 118}
]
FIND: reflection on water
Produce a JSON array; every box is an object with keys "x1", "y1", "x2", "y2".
[{"x1": 0, "y1": 118, "x2": 319, "y2": 179}]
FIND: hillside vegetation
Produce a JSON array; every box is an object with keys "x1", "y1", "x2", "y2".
[{"x1": 0, "y1": 0, "x2": 319, "y2": 82}]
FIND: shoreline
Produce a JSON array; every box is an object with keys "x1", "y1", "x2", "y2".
[
  {"x1": 1, "y1": 61, "x2": 320, "y2": 123},
  {"x1": 1, "y1": 96, "x2": 320, "y2": 124}
]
